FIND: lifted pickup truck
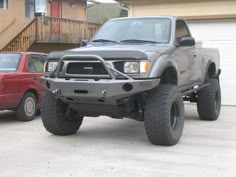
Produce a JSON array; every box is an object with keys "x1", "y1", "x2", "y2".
[{"x1": 40, "y1": 16, "x2": 221, "y2": 146}]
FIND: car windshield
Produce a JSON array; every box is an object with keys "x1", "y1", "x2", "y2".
[
  {"x1": 0, "y1": 53, "x2": 21, "y2": 72},
  {"x1": 91, "y1": 18, "x2": 171, "y2": 44}
]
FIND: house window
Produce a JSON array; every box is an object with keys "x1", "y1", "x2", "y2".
[
  {"x1": 25, "y1": 0, "x2": 35, "y2": 18},
  {"x1": 35, "y1": 0, "x2": 46, "y2": 15},
  {"x1": 0, "y1": 0, "x2": 8, "y2": 9}
]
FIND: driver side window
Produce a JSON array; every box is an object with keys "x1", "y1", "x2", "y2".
[{"x1": 176, "y1": 20, "x2": 190, "y2": 43}]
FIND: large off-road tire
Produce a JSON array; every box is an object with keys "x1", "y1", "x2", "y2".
[
  {"x1": 41, "y1": 91, "x2": 83, "y2": 135},
  {"x1": 16, "y1": 92, "x2": 37, "y2": 121},
  {"x1": 144, "y1": 84, "x2": 184, "y2": 146},
  {"x1": 197, "y1": 79, "x2": 221, "y2": 121}
]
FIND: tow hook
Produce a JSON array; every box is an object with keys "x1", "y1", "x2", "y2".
[
  {"x1": 52, "y1": 88, "x2": 61, "y2": 98},
  {"x1": 102, "y1": 90, "x2": 107, "y2": 98}
]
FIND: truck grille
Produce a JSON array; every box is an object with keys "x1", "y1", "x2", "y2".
[
  {"x1": 67, "y1": 62, "x2": 108, "y2": 75},
  {"x1": 113, "y1": 62, "x2": 124, "y2": 73}
]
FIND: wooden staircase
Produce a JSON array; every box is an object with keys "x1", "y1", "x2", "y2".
[
  {"x1": 1, "y1": 19, "x2": 37, "y2": 52},
  {"x1": 0, "y1": 17, "x2": 100, "y2": 52}
]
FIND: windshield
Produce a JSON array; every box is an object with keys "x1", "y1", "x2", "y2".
[
  {"x1": 91, "y1": 18, "x2": 171, "y2": 44},
  {"x1": 0, "y1": 53, "x2": 21, "y2": 72}
]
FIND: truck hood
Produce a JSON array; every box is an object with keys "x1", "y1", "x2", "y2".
[{"x1": 49, "y1": 44, "x2": 175, "y2": 60}]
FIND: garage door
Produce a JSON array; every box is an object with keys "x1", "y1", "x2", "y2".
[{"x1": 188, "y1": 20, "x2": 236, "y2": 105}]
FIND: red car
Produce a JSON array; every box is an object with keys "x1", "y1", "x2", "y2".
[{"x1": 0, "y1": 52, "x2": 47, "y2": 121}]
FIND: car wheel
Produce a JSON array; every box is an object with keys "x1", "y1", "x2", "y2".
[
  {"x1": 197, "y1": 79, "x2": 221, "y2": 121},
  {"x1": 16, "y1": 92, "x2": 37, "y2": 121},
  {"x1": 41, "y1": 91, "x2": 83, "y2": 135},
  {"x1": 144, "y1": 84, "x2": 184, "y2": 146}
]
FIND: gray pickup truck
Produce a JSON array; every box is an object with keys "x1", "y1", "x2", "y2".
[{"x1": 40, "y1": 16, "x2": 221, "y2": 146}]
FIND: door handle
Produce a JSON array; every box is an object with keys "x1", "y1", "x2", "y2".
[
  {"x1": 193, "y1": 53, "x2": 197, "y2": 57},
  {"x1": 32, "y1": 76, "x2": 37, "y2": 80}
]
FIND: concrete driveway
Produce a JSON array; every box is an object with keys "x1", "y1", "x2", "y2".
[{"x1": 0, "y1": 104, "x2": 235, "y2": 177}]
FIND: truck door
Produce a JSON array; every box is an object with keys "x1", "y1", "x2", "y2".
[{"x1": 174, "y1": 20, "x2": 199, "y2": 89}]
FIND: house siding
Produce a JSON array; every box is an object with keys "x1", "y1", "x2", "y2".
[
  {"x1": 0, "y1": 0, "x2": 86, "y2": 35},
  {"x1": 0, "y1": 0, "x2": 31, "y2": 32},
  {"x1": 0, "y1": 0, "x2": 86, "y2": 49},
  {"x1": 128, "y1": 0, "x2": 236, "y2": 19},
  {"x1": 61, "y1": 0, "x2": 86, "y2": 21},
  {"x1": 0, "y1": 0, "x2": 32, "y2": 49}
]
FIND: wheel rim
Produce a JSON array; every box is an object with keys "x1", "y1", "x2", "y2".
[
  {"x1": 170, "y1": 101, "x2": 179, "y2": 129},
  {"x1": 24, "y1": 97, "x2": 36, "y2": 117}
]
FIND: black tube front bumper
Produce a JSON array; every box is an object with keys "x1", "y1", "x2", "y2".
[{"x1": 40, "y1": 77, "x2": 160, "y2": 105}]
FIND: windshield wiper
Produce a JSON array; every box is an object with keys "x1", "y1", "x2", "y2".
[
  {"x1": 120, "y1": 39, "x2": 160, "y2": 44},
  {"x1": 92, "y1": 39, "x2": 120, "y2": 44}
]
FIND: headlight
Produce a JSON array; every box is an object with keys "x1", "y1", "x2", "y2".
[
  {"x1": 124, "y1": 62, "x2": 139, "y2": 73},
  {"x1": 47, "y1": 61, "x2": 59, "y2": 72},
  {"x1": 124, "y1": 61, "x2": 150, "y2": 74}
]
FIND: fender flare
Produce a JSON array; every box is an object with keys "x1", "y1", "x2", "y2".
[
  {"x1": 204, "y1": 61, "x2": 220, "y2": 81},
  {"x1": 149, "y1": 55, "x2": 178, "y2": 80}
]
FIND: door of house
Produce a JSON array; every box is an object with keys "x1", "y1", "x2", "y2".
[{"x1": 51, "y1": 1, "x2": 61, "y2": 39}]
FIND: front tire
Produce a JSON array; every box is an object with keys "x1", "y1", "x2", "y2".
[
  {"x1": 144, "y1": 84, "x2": 184, "y2": 146},
  {"x1": 197, "y1": 79, "x2": 221, "y2": 121},
  {"x1": 16, "y1": 92, "x2": 37, "y2": 121},
  {"x1": 41, "y1": 91, "x2": 83, "y2": 135}
]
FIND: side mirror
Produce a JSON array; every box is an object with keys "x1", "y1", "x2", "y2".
[
  {"x1": 179, "y1": 37, "x2": 195, "y2": 47},
  {"x1": 81, "y1": 40, "x2": 88, "y2": 47}
]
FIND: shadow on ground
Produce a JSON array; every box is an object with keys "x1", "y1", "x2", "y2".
[
  {"x1": 0, "y1": 111, "x2": 17, "y2": 123},
  {"x1": 45, "y1": 104, "x2": 202, "y2": 145},
  {"x1": 0, "y1": 110, "x2": 41, "y2": 123}
]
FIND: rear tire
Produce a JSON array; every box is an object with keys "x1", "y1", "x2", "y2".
[
  {"x1": 41, "y1": 91, "x2": 83, "y2": 135},
  {"x1": 144, "y1": 84, "x2": 184, "y2": 146},
  {"x1": 197, "y1": 79, "x2": 221, "y2": 121},
  {"x1": 16, "y1": 92, "x2": 37, "y2": 122}
]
